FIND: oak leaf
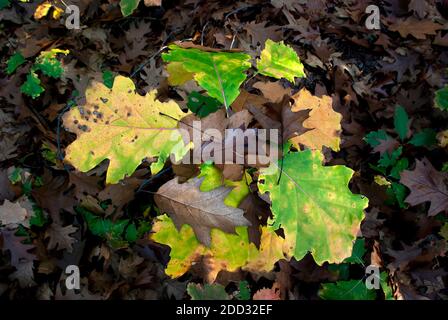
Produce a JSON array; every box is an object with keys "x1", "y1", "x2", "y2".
[
  {"x1": 258, "y1": 150, "x2": 368, "y2": 264},
  {"x1": 154, "y1": 177, "x2": 250, "y2": 246},
  {"x1": 290, "y1": 88, "x2": 342, "y2": 151},
  {"x1": 400, "y1": 158, "x2": 448, "y2": 216},
  {"x1": 63, "y1": 76, "x2": 188, "y2": 184}
]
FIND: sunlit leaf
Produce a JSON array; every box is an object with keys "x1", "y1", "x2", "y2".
[
  {"x1": 258, "y1": 150, "x2": 368, "y2": 264},
  {"x1": 63, "y1": 76, "x2": 188, "y2": 184},
  {"x1": 6, "y1": 52, "x2": 25, "y2": 75},
  {"x1": 120, "y1": 0, "x2": 140, "y2": 17},
  {"x1": 162, "y1": 44, "x2": 251, "y2": 110},
  {"x1": 20, "y1": 72, "x2": 44, "y2": 99},
  {"x1": 256, "y1": 39, "x2": 306, "y2": 83}
]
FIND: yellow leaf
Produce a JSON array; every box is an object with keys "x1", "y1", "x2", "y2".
[
  {"x1": 34, "y1": 1, "x2": 52, "y2": 20},
  {"x1": 243, "y1": 227, "x2": 288, "y2": 274}
]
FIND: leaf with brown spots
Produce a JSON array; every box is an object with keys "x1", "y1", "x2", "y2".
[
  {"x1": 258, "y1": 150, "x2": 368, "y2": 264},
  {"x1": 63, "y1": 76, "x2": 188, "y2": 184}
]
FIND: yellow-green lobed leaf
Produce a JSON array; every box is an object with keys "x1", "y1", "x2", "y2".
[
  {"x1": 63, "y1": 76, "x2": 188, "y2": 184},
  {"x1": 258, "y1": 150, "x2": 368, "y2": 265}
]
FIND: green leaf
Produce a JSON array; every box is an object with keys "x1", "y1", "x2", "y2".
[
  {"x1": 389, "y1": 157, "x2": 409, "y2": 180},
  {"x1": 236, "y1": 281, "x2": 251, "y2": 300},
  {"x1": 162, "y1": 44, "x2": 251, "y2": 109},
  {"x1": 386, "y1": 182, "x2": 407, "y2": 208},
  {"x1": 380, "y1": 272, "x2": 394, "y2": 300},
  {"x1": 29, "y1": 205, "x2": 47, "y2": 227},
  {"x1": 319, "y1": 280, "x2": 376, "y2": 300},
  {"x1": 151, "y1": 214, "x2": 258, "y2": 280},
  {"x1": 409, "y1": 129, "x2": 436, "y2": 147},
  {"x1": 20, "y1": 72, "x2": 44, "y2": 99},
  {"x1": 256, "y1": 39, "x2": 306, "y2": 83},
  {"x1": 343, "y1": 238, "x2": 366, "y2": 264},
  {"x1": 63, "y1": 76, "x2": 189, "y2": 184},
  {"x1": 197, "y1": 162, "x2": 251, "y2": 207},
  {"x1": 258, "y1": 150, "x2": 368, "y2": 264},
  {"x1": 364, "y1": 130, "x2": 390, "y2": 148},
  {"x1": 79, "y1": 207, "x2": 137, "y2": 248},
  {"x1": 439, "y1": 223, "x2": 448, "y2": 240},
  {"x1": 120, "y1": 0, "x2": 139, "y2": 16},
  {"x1": 0, "y1": 0, "x2": 10, "y2": 10},
  {"x1": 102, "y1": 70, "x2": 115, "y2": 89},
  {"x1": 394, "y1": 105, "x2": 409, "y2": 141},
  {"x1": 434, "y1": 86, "x2": 448, "y2": 111},
  {"x1": 34, "y1": 49, "x2": 69, "y2": 78},
  {"x1": 198, "y1": 161, "x2": 223, "y2": 192},
  {"x1": 187, "y1": 283, "x2": 229, "y2": 300},
  {"x1": 378, "y1": 146, "x2": 402, "y2": 169},
  {"x1": 187, "y1": 91, "x2": 221, "y2": 118},
  {"x1": 6, "y1": 52, "x2": 25, "y2": 75}
]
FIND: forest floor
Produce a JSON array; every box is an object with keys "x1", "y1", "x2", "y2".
[{"x1": 1, "y1": 0, "x2": 448, "y2": 300}]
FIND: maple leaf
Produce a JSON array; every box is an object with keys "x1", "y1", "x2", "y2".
[
  {"x1": 45, "y1": 223, "x2": 78, "y2": 252},
  {"x1": 400, "y1": 158, "x2": 448, "y2": 216},
  {"x1": 256, "y1": 39, "x2": 306, "y2": 83},
  {"x1": 0, "y1": 199, "x2": 28, "y2": 227},
  {"x1": 319, "y1": 280, "x2": 376, "y2": 300},
  {"x1": 388, "y1": 18, "x2": 442, "y2": 40},
  {"x1": 289, "y1": 88, "x2": 342, "y2": 151},
  {"x1": 162, "y1": 43, "x2": 251, "y2": 111},
  {"x1": 258, "y1": 150, "x2": 368, "y2": 264},
  {"x1": 154, "y1": 177, "x2": 250, "y2": 246},
  {"x1": 63, "y1": 76, "x2": 188, "y2": 184}
]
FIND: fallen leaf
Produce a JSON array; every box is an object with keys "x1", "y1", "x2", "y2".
[
  {"x1": 400, "y1": 158, "x2": 448, "y2": 216},
  {"x1": 154, "y1": 177, "x2": 250, "y2": 246}
]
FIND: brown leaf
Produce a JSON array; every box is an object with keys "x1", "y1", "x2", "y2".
[
  {"x1": 253, "y1": 81, "x2": 292, "y2": 103},
  {"x1": 0, "y1": 229, "x2": 36, "y2": 267},
  {"x1": 388, "y1": 18, "x2": 442, "y2": 40},
  {"x1": 253, "y1": 284, "x2": 281, "y2": 300},
  {"x1": 154, "y1": 177, "x2": 250, "y2": 246},
  {"x1": 45, "y1": 223, "x2": 78, "y2": 252},
  {"x1": 290, "y1": 88, "x2": 342, "y2": 151},
  {"x1": 400, "y1": 159, "x2": 448, "y2": 216},
  {"x1": 0, "y1": 199, "x2": 29, "y2": 227}
]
